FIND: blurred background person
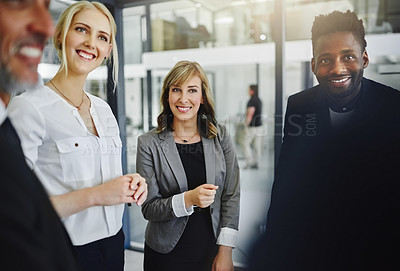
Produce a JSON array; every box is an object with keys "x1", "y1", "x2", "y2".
[
  {"x1": 7, "y1": 2, "x2": 147, "y2": 270},
  {"x1": 242, "y1": 84, "x2": 263, "y2": 169},
  {"x1": 136, "y1": 60, "x2": 240, "y2": 271}
]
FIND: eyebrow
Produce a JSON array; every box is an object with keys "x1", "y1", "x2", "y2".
[
  {"x1": 319, "y1": 49, "x2": 355, "y2": 57},
  {"x1": 74, "y1": 22, "x2": 111, "y2": 38},
  {"x1": 341, "y1": 49, "x2": 354, "y2": 54},
  {"x1": 316, "y1": 53, "x2": 330, "y2": 59},
  {"x1": 171, "y1": 84, "x2": 199, "y2": 88}
]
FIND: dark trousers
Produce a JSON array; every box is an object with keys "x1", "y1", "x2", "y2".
[
  {"x1": 144, "y1": 210, "x2": 218, "y2": 271},
  {"x1": 144, "y1": 242, "x2": 218, "y2": 271},
  {"x1": 74, "y1": 228, "x2": 125, "y2": 271}
]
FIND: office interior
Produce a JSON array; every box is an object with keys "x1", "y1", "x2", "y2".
[{"x1": 37, "y1": 0, "x2": 400, "y2": 269}]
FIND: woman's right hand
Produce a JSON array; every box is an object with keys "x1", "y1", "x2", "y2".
[
  {"x1": 184, "y1": 184, "x2": 218, "y2": 209},
  {"x1": 50, "y1": 174, "x2": 146, "y2": 218}
]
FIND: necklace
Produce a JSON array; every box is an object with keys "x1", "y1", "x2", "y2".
[
  {"x1": 174, "y1": 131, "x2": 197, "y2": 143},
  {"x1": 50, "y1": 80, "x2": 85, "y2": 110}
]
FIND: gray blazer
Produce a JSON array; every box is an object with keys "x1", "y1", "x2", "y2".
[{"x1": 136, "y1": 124, "x2": 240, "y2": 253}]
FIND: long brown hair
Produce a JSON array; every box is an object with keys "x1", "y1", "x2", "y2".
[{"x1": 157, "y1": 61, "x2": 218, "y2": 138}]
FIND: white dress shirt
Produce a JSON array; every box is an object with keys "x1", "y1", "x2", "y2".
[
  {"x1": 7, "y1": 85, "x2": 124, "y2": 246},
  {"x1": 0, "y1": 99, "x2": 6, "y2": 125}
]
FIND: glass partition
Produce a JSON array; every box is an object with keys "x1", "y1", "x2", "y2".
[
  {"x1": 213, "y1": 0, "x2": 273, "y2": 46},
  {"x1": 123, "y1": 6, "x2": 146, "y2": 64},
  {"x1": 149, "y1": 0, "x2": 274, "y2": 50},
  {"x1": 285, "y1": 0, "x2": 400, "y2": 39},
  {"x1": 150, "y1": 0, "x2": 214, "y2": 50}
]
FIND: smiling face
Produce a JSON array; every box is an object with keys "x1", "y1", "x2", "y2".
[
  {"x1": 168, "y1": 75, "x2": 203, "y2": 125},
  {"x1": 0, "y1": 0, "x2": 54, "y2": 93},
  {"x1": 63, "y1": 8, "x2": 112, "y2": 76},
  {"x1": 311, "y1": 31, "x2": 369, "y2": 102}
]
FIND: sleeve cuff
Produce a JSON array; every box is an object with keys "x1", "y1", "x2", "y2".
[
  {"x1": 216, "y1": 227, "x2": 238, "y2": 248},
  {"x1": 172, "y1": 192, "x2": 194, "y2": 217}
]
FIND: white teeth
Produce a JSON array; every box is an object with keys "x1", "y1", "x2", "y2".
[
  {"x1": 331, "y1": 78, "x2": 348, "y2": 83},
  {"x1": 78, "y1": 51, "x2": 94, "y2": 60},
  {"x1": 177, "y1": 106, "x2": 190, "y2": 112},
  {"x1": 19, "y1": 47, "x2": 42, "y2": 58}
]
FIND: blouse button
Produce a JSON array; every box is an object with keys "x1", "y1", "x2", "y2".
[{"x1": 75, "y1": 143, "x2": 79, "y2": 147}]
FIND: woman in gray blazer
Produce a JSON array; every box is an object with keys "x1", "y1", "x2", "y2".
[{"x1": 136, "y1": 61, "x2": 240, "y2": 271}]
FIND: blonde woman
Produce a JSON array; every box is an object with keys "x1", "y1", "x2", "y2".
[
  {"x1": 8, "y1": 2, "x2": 147, "y2": 270},
  {"x1": 137, "y1": 61, "x2": 240, "y2": 271}
]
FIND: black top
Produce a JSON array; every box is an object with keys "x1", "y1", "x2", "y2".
[
  {"x1": 175, "y1": 142, "x2": 216, "y2": 259},
  {"x1": 177, "y1": 141, "x2": 207, "y2": 190},
  {"x1": 247, "y1": 96, "x2": 262, "y2": 127}
]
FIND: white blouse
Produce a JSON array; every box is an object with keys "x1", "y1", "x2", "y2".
[{"x1": 7, "y1": 85, "x2": 124, "y2": 246}]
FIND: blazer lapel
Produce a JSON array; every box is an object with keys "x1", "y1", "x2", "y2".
[
  {"x1": 353, "y1": 78, "x2": 375, "y2": 125},
  {"x1": 159, "y1": 130, "x2": 188, "y2": 192},
  {"x1": 202, "y1": 136, "x2": 216, "y2": 185}
]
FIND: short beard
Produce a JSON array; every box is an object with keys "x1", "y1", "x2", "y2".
[
  {"x1": 323, "y1": 70, "x2": 364, "y2": 100},
  {"x1": 0, "y1": 61, "x2": 41, "y2": 96},
  {"x1": 325, "y1": 84, "x2": 355, "y2": 99}
]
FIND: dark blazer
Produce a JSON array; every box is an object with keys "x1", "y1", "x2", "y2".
[
  {"x1": 249, "y1": 78, "x2": 400, "y2": 270},
  {"x1": 136, "y1": 124, "x2": 240, "y2": 253},
  {"x1": 0, "y1": 118, "x2": 80, "y2": 271}
]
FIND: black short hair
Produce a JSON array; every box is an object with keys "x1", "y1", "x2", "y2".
[
  {"x1": 311, "y1": 10, "x2": 367, "y2": 52},
  {"x1": 250, "y1": 84, "x2": 258, "y2": 96}
]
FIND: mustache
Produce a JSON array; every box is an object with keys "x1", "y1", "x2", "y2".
[{"x1": 9, "y1": 34, "x2": 48, "y2": 56}]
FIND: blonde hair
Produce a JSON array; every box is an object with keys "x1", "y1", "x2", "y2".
[
  {"x1": 53, "y1": 1, "x2": 118, "y2": 85},
  {"x1": 157, "y1": 60, "x2": 218, "y2": 138}
]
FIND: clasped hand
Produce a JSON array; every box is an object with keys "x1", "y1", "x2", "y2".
[
  {"x1": 185, "y1": 184, "x2": 218, "y2": 208},
  {"x1": 99, "y1": 173, "x2": 147, "y2": 206}
]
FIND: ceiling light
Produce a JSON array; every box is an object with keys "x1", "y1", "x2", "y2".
[
  {"x1": 214, "y1": 17, "x2": 234, "y2": 24},
  {"x1": 231, "y1": 1, "x2": 247, "y2": 6}
]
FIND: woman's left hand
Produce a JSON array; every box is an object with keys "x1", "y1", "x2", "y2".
[
  {"x1": 212, "y1": 245, "x2": 234, "y2": 271},
  {"x1": 125, "y1": 173, "x2": 148, "y2": 206}
]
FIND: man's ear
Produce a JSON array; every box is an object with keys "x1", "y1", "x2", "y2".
[
  {"x1": 311, "y1": 58, "x2": 316, "y2": 74},
  {"x1": 363, "y1": 50, "x2": 369, "y2": 69}
]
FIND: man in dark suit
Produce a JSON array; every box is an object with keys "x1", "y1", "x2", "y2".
[
  {"x1": 249, "y1": 10, "x2": 400, "y2": 270},
  {"x1": 0, "y1": 0, "x2": 80, "y2": 269}
]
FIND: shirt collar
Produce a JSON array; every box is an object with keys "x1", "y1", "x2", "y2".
[
  {"x1": 324, "y1": 85, "x2": 363, "y2": 113},
  {"x1": 0, "y1": 99, "x2": 7, "y2": 125}
]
